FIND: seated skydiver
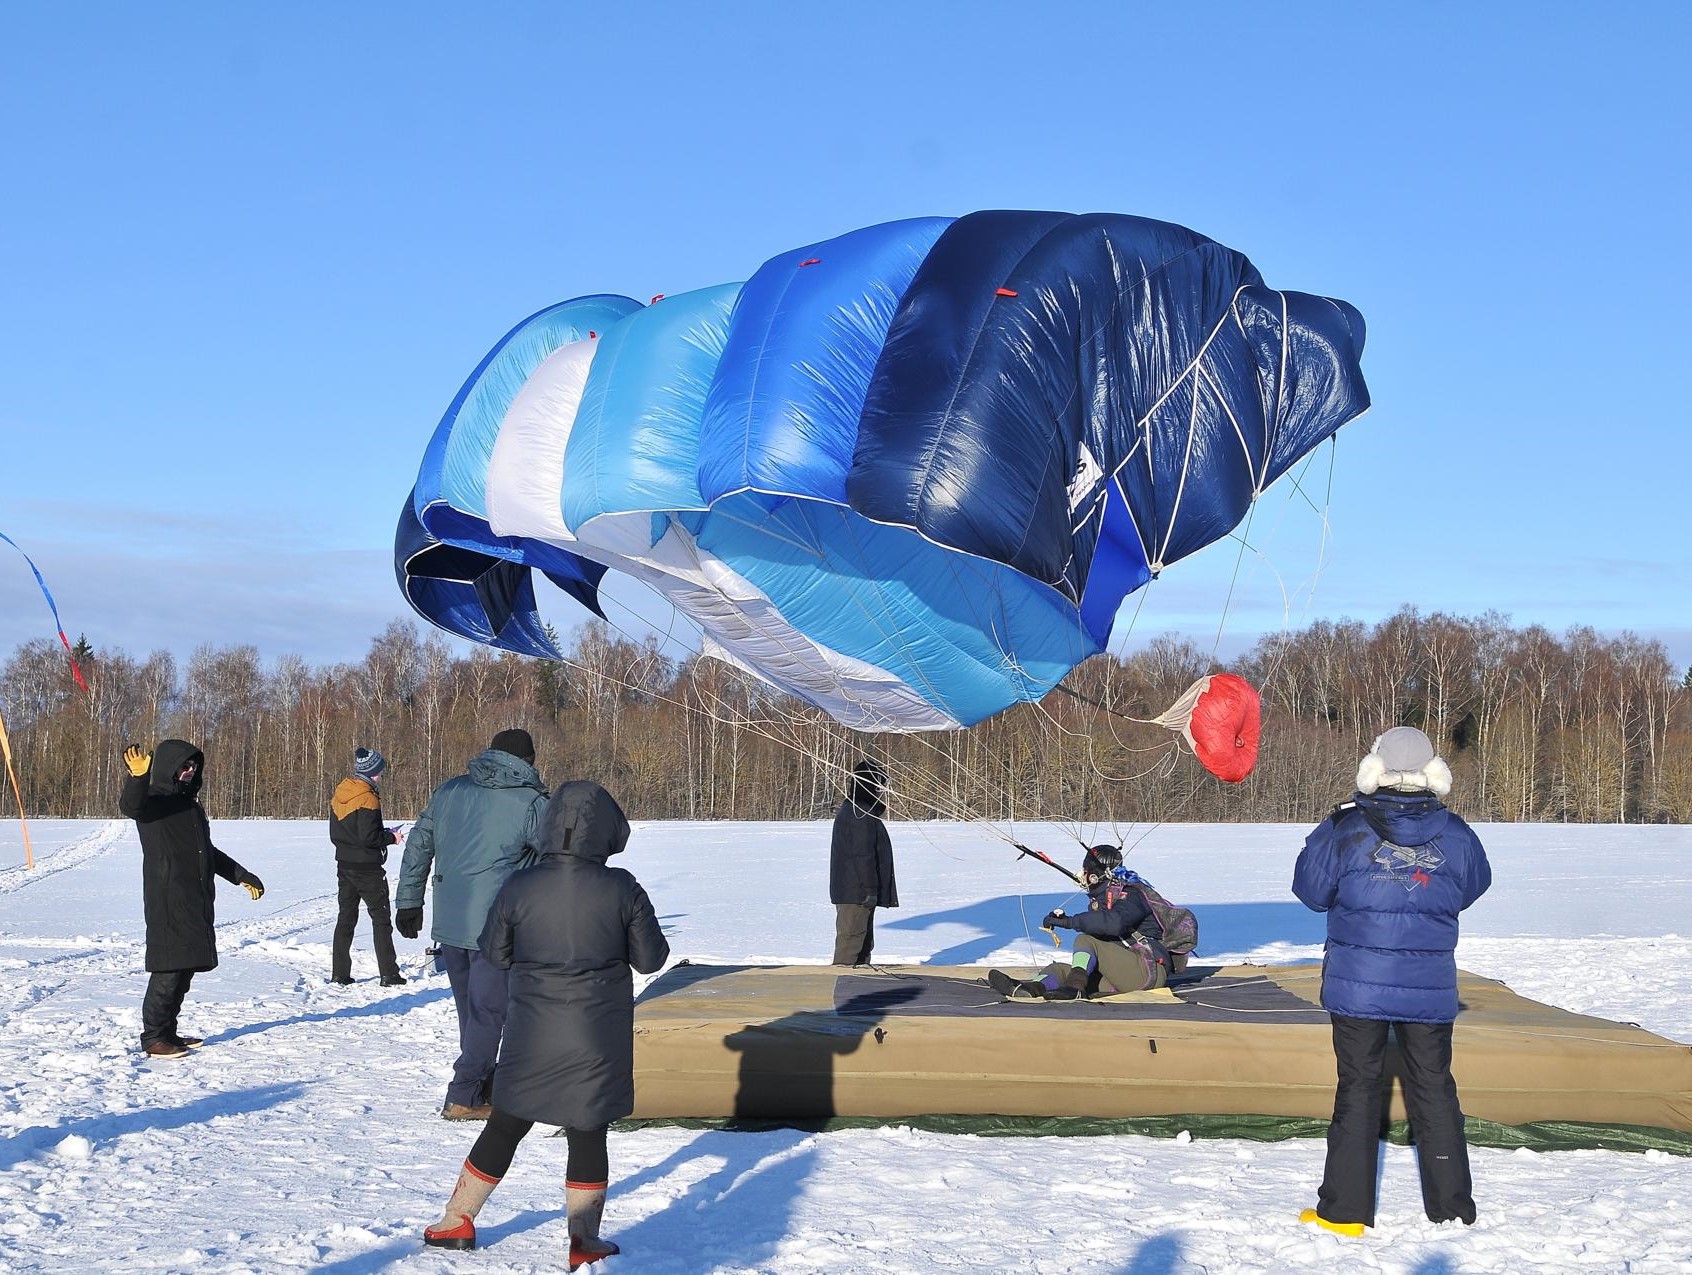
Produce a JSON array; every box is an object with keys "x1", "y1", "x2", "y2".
[{"x1": 988, "y1": 846, "x2": 1179, "y2": 1000}]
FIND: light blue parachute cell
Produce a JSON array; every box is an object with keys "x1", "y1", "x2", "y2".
[{"x1": 397, "y1": 211, "x2": 1368, "y2": 730}]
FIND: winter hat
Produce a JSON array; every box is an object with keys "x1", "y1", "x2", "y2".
[
  {"x1": 353, "y1": 747, "x2": 386, "y2": 780},
  {"x1": 490, "y1": 728, "x2": 536, "y2": 764},
  {"x1": 1356, "y1": 726, "x2": 1452, "y2": 798}
]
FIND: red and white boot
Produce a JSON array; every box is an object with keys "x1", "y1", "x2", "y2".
[
  {"x1": 566, "y1": 1179, "x2": 620, "y2": 1270},
  {"x1": 424, "y1": 1160, "x2": 501, "y2": 1250}
]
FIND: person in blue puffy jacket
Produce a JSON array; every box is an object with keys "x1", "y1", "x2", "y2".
[{"x1": 1292, "y1": 726, "x2": 1491, "y2": 1236}]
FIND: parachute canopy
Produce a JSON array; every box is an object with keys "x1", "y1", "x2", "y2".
[
  {"x1": 397, "y1": 211, "x2": 1368, "y2": 733},
  {"x1": 1150, "y1": 674, "x2": 1263, "y2": 783}
]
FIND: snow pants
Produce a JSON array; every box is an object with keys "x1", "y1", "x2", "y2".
[
  {"x1": 140, "y1": 969, "x2": 195, "y2": 1047},
  {"x1": 437, "y1": 944, "x2": 509, "y2": 1108},
  {"x1": 1318, "y1": 1014, "x2": 1475, "y2": 1227},
  {"x1": 466, "y1": 1108, "x2": 610, "y2": 1185},
  {"x1": 331, "y1": 864, "x2": 400, "y2": 982},
  {"x1": 833, "y1": 903, "x2": 876, "y2": 966}
]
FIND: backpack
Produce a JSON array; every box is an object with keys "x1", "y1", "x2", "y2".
[{"x1": 1111, "y1": 870, "x2": 1199, "y2": 955}]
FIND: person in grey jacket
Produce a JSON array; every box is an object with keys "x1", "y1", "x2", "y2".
[
  {"x1": 423, "y1": 780, "x2": 668, "y2": 1268},
  {"x1": 396, "y1": 729, "x2": 547, "y2": 1120}
]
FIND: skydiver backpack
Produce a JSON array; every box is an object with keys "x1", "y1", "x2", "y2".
[{"x1": 1113, "y1": 870, "x2": 1199, "y2": 956}]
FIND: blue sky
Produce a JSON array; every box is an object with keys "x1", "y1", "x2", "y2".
[{"x1": 2, "y1": 3, "x2": 1688, "y2": 674}]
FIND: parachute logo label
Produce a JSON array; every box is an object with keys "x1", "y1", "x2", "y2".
[
  {"x1": 1067, "y1": 441, "x2": 1105, "y2": 529},
  {"x1": 1372, "y1": 840, "x2": 1445, "y2": 891}
]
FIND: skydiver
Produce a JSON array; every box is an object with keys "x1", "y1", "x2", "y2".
[{"x1": 988, "y1": 845, "x2": 1194, "y2": 999}]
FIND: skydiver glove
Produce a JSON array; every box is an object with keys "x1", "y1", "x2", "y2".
[
  {"x1": 123, "y1": 745, "x2": 151, "y2": 777},
  {"x1": 239, "y1": 872, "x2": 265, "y2": 901},
  {"x1": 396, "y1": 908, "x2": 424, "y2": 939},
  {"x1": 1041, "y1": 910, "x2": 1071, "y2": 931}
]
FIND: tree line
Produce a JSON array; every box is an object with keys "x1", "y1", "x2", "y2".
[{"x1": 2, "y1": 608, "x2": 1687, "y2": 825}]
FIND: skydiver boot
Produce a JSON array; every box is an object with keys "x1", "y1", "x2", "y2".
[
  {"x1": 567, "y1": 1179, "x2": 620, "y2": 1270},
  {"x1": 987, "y1": 969, "x2": 1049, "y2": 999},
  {"x1": 424, "y1": 1160, "x2": 501, "y2": 1250}
]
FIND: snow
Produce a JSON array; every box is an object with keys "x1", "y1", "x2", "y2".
[{"x1": 0, "y1": 817, "x2": 1688, "y2": 1273}]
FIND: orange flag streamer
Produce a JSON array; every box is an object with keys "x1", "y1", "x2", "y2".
[{"x1": 0, "y1": 702, "x2": 32, "y2": 870}]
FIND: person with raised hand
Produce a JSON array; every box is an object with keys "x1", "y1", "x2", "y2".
[{"x1": 119, "y1": 740, "x2": 264, "y2": 1059}]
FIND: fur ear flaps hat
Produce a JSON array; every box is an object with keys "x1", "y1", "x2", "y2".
[{"x1": 1356, "y1": 726, "x2": 1453, "y2": 798}]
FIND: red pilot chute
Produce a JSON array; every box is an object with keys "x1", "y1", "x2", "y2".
[{"x1": 1151, "y1": 673, "x2": 1261, "y2": 783}]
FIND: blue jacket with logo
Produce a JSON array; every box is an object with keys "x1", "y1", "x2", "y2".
[{"x1": 1292, "y1": 790, "x2": 1491, "y2": 1024}]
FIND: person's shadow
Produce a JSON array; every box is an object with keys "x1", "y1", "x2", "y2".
[{"x1": 725, "y1": 983, "x2": 924, "y2": 1123}]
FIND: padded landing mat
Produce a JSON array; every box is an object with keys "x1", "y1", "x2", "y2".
[{"x1": 632, "y1": 962, "x2": 1692, "y2": 1132}]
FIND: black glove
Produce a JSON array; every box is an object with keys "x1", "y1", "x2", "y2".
[
  {"x1": 395, "y1": 908, "x2": 424, "y2": 939},
  {"x1": 239, "y1": 872, "x2": 265, "y2": 901},
  {"x1": 1041, "y1": 910, "x2": 1071, "y2": 931}
]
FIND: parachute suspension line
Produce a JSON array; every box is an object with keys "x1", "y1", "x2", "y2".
[{"x1": 1211, "y1": 494, "x2": 1260, "y2": 659}]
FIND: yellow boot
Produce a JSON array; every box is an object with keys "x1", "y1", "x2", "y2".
[{"x1": 1300, "y1": 1207, "x2": 1366, "y2": 1238}]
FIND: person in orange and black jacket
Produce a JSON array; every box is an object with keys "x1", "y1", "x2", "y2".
[
  {"x1": 119, "y1": 740, "x2": 265, "y2": 1060},
  {"x1": 329, "y1": 747, "x2": 405, "y2": 987}
]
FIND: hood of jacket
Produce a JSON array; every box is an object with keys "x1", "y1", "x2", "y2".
[
  {"x1": 847, "y1": 763, "x2": 886, "y2": 817},
  {"x1": 149, "y1": 739, "x2": 205, "y2": 798},
  {"x1": 468, "y1": 748, "x2": 544, "y2": 792},
  {"x1": 1353, "y1": 789, "x2": 1452, "y2": 846},
  {"x1": 331, "y1": 776, "x2": 380, "y2": 820},
  {"x1": 537, "y1": 780, "x2": 630, "y2": 864}
]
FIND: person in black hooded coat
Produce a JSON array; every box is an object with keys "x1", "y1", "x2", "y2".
[
  {"x1": 423, "y1": 780, "x2": 668, "y2": 1268},
  {"x1": 118, "y1": 739, "x2": 264, "y2": 1058},
  {"x1": 829, "y1": 760, "x2": 897, "y2": 966}
]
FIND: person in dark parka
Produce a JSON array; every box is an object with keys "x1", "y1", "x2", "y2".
[
  {"x1": 423, "y1": 780, "x2": 668, "y2": 1268},
  {"x1": 1293, "y1": 726, "x2": 1492, "y2": 1237},
  {"x1": 829, "y1": 760, "x2": 897, "y2": 965},
  {"x1": 327, "y1": 746, "x2": 404, "y2": 986},
  {"x1": 119, "y1": 740, "x2": 265, "y2": 1059}
]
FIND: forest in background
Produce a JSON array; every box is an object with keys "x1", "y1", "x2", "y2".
[{"x1": 2, "y1": 608, "x2": 1688, "y2": 826}]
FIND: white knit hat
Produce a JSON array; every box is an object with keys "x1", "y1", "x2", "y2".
[{"x1": 1356, "y1": 726, "x2": 1451, "y2": 797}]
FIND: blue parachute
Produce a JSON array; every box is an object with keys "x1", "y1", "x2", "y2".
[{"x1": 397, "y1": 211, "x2": 1368, "y2": 731}]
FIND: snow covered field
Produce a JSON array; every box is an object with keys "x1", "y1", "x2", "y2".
[{"x1": 0, "y1": 817, "x2": 1688, "y2": 1273}]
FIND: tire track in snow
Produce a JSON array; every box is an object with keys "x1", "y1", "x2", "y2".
[{"x1": 0, "y1": 821, "x2": 130, "y2": 895}]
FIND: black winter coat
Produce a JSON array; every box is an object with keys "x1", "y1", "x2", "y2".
[
  {"x1": 481, "y1": 781, "x2": 669, "y2": 1130},
  {"x1": 829, "y1": 772, "x2": 897, "y2": 908},
  {"x1": 119, "y1": 740, "x2": 254, "y2": 972},
  {"x1": 329, "y1": 776, "x2": 397, "y2": 867}
]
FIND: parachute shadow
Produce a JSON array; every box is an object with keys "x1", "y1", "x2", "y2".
[
  {"x1": 881, "y1": 898, "x2": 1324, "y2": 965},
  {"x1": 0, "y1": 1081, "x2": 306, "y2": 1172}
]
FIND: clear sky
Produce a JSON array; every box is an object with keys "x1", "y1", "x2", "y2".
[{"x1": 2, "y1": 3, "x2": 1687, "y2": 674}]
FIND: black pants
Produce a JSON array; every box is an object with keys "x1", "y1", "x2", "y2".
[
  {"x1": 466, "y1": 1108, "x2": 611, "y2": 1186},
  {"x1": 332, "y1": 864, "x2": 400, "y2": 982},
  {"x1": 1319, "y1": 1014, "x2": 1475, "y2": 1226},
  {"x1": 833, "y1": 903, "x2": 875, "y2": 965},
  {"x1": 141, "y1": 970, "x2": 195, "y2": 1047}
]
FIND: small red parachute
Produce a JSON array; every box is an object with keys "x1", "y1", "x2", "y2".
[{"x1": 1151, "y1": 673, "x2": 1261, "y2": 783}]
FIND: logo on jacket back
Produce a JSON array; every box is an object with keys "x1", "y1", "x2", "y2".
[{"x1": 1371, "y1": 839, "x2": 1444, "y2": 891}]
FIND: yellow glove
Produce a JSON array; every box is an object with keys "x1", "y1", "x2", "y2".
[
  {"x1": 123, "y1": 745, "x2": 151, "y2": 777},
  {"x1": 242, "y1": 876, "x2": 265, "y2": 901}
]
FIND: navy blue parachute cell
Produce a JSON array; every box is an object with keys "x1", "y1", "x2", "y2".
[{"x1": 398, "y1": 212, "x2": 1368, "y2": 730}]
